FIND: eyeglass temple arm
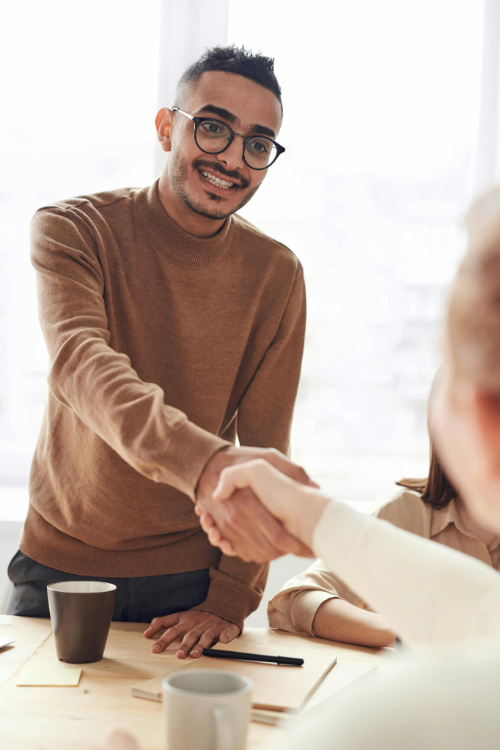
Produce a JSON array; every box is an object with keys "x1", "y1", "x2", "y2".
[{"x1": 171, "y1": 107, "x2": 193, "y2": 120}]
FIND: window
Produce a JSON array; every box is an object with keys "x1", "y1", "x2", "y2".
[
  {"x1": 0, "y1": 1, "x2": 161, "y2": 504},
  {"x1": 228, "y1": 0, "x2": 484, "y2": 500},
  {"x1": 0, "y1": 0, "x2": 491, "y2": 511}
]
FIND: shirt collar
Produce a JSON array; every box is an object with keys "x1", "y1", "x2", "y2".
[{"x1": 431, "y1": 499, "x2": 500, "y2": 552}]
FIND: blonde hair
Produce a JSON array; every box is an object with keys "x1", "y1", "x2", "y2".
[{"x1": 447, "y1": 185, "x2": 500, "y2": 393}]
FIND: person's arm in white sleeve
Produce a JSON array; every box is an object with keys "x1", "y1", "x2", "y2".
[
  {"x1": 314, "y1": 499, "x2": 500, "y2": 651},
  {"x1": 210, "y1": 461, "x2": 500, "y2": 651}
]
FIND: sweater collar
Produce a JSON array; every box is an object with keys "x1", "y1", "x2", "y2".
[{"x1": 136, "y1": 180, "x2": 233, "y2": 266}]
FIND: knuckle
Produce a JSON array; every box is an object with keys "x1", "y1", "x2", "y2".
[
  {"x1": 203, "y1": 628, "x2": 218, "y2": 640},
  {"x1": 268, "y1": 524, "x2": 288, "y2": 546},
  {"x1": 165, "y1": 624, "x2": 180, "y2": 637},
  {"x1": 219, "y1": 508, "x2": 238, "y2": 531}
]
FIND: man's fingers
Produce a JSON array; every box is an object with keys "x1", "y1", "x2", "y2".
[
  {"x1": 185, "y1": 628, "x2": 220, "y2": 657},
  {"x1": 188, "y1": 623, "x2": 240, "y2": 657},
  {"x1": 210, "y1": 485, "x2": 282, "y2": 560},
  {"x1": 219, "y1": 538, "x2": 237, "y2": 556},
  {"x1": 149, "y1": 613, "x2": 241, "y2": 659},
  {"x1": 151, "y1": 623, "x2": 186, "y2": 653},
  {"x1": 198, "y1": 511, "x2": 216, "y2": 533},
  {"x1": 207, "y1": 524, "x2": 223, "y2": 546},
  {"x1": 198, "y1": 510, "x2": 236, "y2": 555},
  {"x1": 176, "y1": 627, "x2": 214, "y2": 659},
  {"x1": 219, "y1": 626, "x2": 239, "y2": 644},
  {"x1": 143, "y1": 614, "x2": 178, "y2": 638}
]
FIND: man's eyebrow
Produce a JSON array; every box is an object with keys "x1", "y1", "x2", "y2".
[{"x1": 197, "y1": 104, "x2": 277, "y2": 139}]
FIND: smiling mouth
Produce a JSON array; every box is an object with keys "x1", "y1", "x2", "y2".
[{"x1": 199, "y1": 170, "x2": 239, "y2": 191}]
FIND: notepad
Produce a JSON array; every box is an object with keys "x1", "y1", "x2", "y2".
[
  {"x1": 0, "y1": 638, "x2": 14, "y2": 650},
  {"x1": 131, "y1": 652, "x2": 337, "y2": 712},
  {"x1": 16, "y1": 666, "x2": 82, "y2": 687}
]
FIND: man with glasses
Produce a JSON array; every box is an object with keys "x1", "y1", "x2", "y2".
[{"x1": 7, "y1": 45, "x2": 309, "y2": 658}]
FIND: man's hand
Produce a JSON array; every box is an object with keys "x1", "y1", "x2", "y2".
[
  {"x1": 143, "y1": 609, "x2": 240, "y2": 658},
  {"x1": 195, "y1": 447, "x2": 316, "y2": 562},
  {"x1": 197, "y1": 458, "x2": 329, "y2": 560}
]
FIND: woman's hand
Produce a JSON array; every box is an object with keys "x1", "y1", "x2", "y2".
[{"x1": 196, "y1": 459, "x2": 329, "y2": 559}]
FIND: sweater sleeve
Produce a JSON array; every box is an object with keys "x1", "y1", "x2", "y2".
[
  {"x1": 313, "y1": 500, "x2": 500, "y2": 651},
  {"x1": 31, "y1": 207, "x2": 228, "y2": 499},
  {"x1": 236, "y1": 262, "x2": 306, "y2": 453},
  {"x1": 194, "y1": 556, "x2": 269, "y2": 631},
  {"x1": 200, "y1": 261, "x2": 306, "y2": 628}
]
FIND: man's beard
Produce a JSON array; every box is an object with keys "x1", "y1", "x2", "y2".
[{"x1": 168, "y1": 155, "x2": 259, "y2": 220}]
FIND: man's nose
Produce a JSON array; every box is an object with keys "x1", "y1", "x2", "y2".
[{"x1": 215, "y1": 135, "x2": 245, "y2": 171}]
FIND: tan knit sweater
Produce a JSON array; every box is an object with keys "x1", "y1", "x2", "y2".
[{"x1": 21, "y1": 181, "x2": 306, "y2": 628}]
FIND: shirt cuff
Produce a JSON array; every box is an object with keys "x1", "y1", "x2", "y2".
[{"x1": 291, "y1": 590, "x2": 340, "y2": 636}]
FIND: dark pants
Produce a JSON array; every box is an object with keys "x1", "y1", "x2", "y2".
[{"x1": 5, "y1": 550, "x2": 210, "y2": 623}]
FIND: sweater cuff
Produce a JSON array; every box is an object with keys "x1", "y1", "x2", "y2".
[
  {"x1": 160, "y1": 419, "x2": 230, "y2": 500},
  {"x1": 195, "y1": 579, "x2": 261, "y2": 633}
]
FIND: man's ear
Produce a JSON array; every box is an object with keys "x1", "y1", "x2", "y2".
[
  {"x1": 472, "y1": 386, "x2": 500, "y2": 479},
  {"x1": 155, "y1": 108, "x2": 173, "y2": 153}
]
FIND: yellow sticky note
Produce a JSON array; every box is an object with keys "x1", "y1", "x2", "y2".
[{"x1": 16, "y1": 666, "x2": 81, "y2": 687}]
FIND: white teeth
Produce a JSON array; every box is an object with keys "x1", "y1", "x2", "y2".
[{"x1": 201, "y1": 171, "x2": 235, "y2": 189}]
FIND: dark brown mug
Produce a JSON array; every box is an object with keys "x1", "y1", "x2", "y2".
[{"x1": 47, "y1": 581, "x2": 116, "y2": 663}]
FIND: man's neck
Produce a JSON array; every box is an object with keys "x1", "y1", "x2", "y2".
[{"x1": 157, "y1": 172, "x2": 226, "y2": 239}]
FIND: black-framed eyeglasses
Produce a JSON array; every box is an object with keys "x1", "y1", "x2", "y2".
[{"x1": 171, "y1": 107, "x2": 285, "y2": 170}]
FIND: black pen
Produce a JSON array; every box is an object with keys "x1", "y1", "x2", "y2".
[{"x1": 202, "y1": 648, "x2": 304, "y2": 666}]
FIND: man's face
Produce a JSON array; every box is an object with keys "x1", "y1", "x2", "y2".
[{"x1": 166, "y1": 71, "x2": 282, "y2": 221}]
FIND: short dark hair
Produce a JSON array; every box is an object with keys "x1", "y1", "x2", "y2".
[{"x1": 176, "y1": 45, "x2": 282, "y2": 109}]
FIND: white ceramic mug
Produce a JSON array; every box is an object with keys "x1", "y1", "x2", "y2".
[{"x1": 162, "y1": 669, "x2": 253, "y2": 750}]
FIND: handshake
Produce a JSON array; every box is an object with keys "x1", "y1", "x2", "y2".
[{"x1": 194, "y1": 446, "x2": 328, "y2": 563}]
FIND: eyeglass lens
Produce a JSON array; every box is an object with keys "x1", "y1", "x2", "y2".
[{"x1": 195, "y1": 119, "x2": 277, "y2": 168}]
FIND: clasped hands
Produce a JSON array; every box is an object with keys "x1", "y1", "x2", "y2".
[
  {"x1": 195, "y1": 447, "x2": 330, "y2": 562},
  {"x1": 195, "y1": 446, "x2": 318, "y2": 563},
  {"x1": 143, "y1": 447, "x2": 326, "y2": 660}
]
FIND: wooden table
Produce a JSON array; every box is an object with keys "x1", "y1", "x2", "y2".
[{"x1": 0, "y1": 615, "x2": 394, "y2": 749}]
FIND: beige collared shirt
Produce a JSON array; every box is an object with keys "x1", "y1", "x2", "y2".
[{"x1": 267, "y1": 487, "x2": 500, "y2": 637}]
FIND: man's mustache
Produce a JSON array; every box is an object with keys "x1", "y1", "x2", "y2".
[{"x1": 194, "y1": 159, "x2": 249, "y2": 189}]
